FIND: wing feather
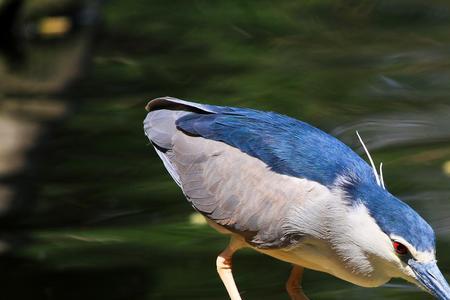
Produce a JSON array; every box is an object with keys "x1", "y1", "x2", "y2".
[{"x1": 144, "y1": 97, "x2": 335, "y2": 248}]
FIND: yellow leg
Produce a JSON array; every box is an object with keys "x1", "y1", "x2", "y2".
[
  {"x1": 216, "y1": 237, "x2": 245, "y2": 300},
  {"x1": 286, "y1": 265, "x2": 310, "y2": 300}
]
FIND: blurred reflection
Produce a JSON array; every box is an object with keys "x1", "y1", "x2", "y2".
[
  {"x1": 0, "y1": 0, "x2": 449, "y2": 299},
  {"x1": 0, "y1": 0, "x2": 99, "y2": 253},
  {"x1": 332, "y1": 106, "x2": 450, "y2": 150},
  {"x1": 38, "y1": 16, "x2": 72, "y2": 37},
  {"x1": 0, "y1": 0, "x2": 99, "y2": 94},
  {"x1": 0, "y1": 99, "x2": 67, "y2": 221}
]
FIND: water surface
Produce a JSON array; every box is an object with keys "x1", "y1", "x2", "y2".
[{"x1": 2, "y1": 1, "x2": 450, "y2": 299}]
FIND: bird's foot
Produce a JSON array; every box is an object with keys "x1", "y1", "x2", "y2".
[
  {"x1": 216, "y1": 237, "x2": 245, "y2": 300},
  {"x1": 286, "y1": 265, "x2": 310, "y2": 300}
]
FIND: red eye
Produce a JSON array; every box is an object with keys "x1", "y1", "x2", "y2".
[{"x1": 393, "y1": 242, "x2": 408, "y2": 255}]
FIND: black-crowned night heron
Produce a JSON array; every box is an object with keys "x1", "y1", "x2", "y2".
[{"x1": 143, "y1": 97, "x2": 450, "y2": 300}]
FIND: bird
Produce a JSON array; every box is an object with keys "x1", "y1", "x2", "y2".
[{"x1": 143, "y1": 96, "x2": 450, "y2": 300}]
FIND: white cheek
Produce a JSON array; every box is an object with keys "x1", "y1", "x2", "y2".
[
  {"x1": 348, "y1": 204, "x2": 393, "y2": 255},
  {"x1": 329, "y1": 203, "x2": 396, "y2": 275}
]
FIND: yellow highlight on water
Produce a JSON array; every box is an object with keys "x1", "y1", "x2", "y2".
[
  {"x1": 189, "y1": 212, "x2": 207, "y2": 225},
  {"x1": 443, "y1": 161, "x2": 450, "y2": 176},
  {"x1": 38, "y1": 17, "x2": 72, "y2": 37}
]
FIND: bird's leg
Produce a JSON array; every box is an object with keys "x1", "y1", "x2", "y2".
[
  {"x1": 216, "y1": 237, "x2": 245, "y2": 300},
  {"x1": 286, "y1": 265, "x2": 310, "y2": 300}
]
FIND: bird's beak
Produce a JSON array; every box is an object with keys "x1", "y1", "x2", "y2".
[{"x1": 409, "y1": 259, "x2": 450, "y2": 300}]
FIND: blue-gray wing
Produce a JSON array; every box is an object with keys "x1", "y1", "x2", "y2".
[{"x1": 144, "y1": 97, "x2": 329, "y2": 248}]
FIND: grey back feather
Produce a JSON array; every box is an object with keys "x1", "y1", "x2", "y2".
[{"x1": 144, "y1": 99, "x2": 326, "y2": 248}]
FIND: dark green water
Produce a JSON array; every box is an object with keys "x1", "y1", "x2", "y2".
[{"x1": 3, "y1": 0, "x2": 450, "y2": 299}]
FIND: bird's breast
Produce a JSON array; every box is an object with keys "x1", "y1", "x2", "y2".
[{"x1": 256, "y1": 238, "x2": 391, "y2": 288}]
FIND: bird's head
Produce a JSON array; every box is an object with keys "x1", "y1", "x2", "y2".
[
  {"x1": 372, "y1": 193, "x2": 450, "y2": 300},
  {"x1": 336, "y1": 174, "x2": 450, "y2": 300},
  {"x1": 325, "y1": 132, "x2": 450, "y2": 299}
]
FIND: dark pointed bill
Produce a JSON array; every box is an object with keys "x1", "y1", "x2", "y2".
[{"x1": 409, "y1": 260, "x2": 450, "y2": 300}]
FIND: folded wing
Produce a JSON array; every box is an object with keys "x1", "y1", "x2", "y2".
[{"x1": 143, "y1": 97, "x2": 365, "y2": 248}]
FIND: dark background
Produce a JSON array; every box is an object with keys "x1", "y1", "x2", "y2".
[{"x1": 1, "y1": 0, "x2": 450, "y2": 299}]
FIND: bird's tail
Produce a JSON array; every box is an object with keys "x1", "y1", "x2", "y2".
[
  {"x1": 143, "y1": 97, "x2": 215, "y2": 186},
  {"x1": 143, "y1": 97, "x2": 214, "y2": 150}
]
